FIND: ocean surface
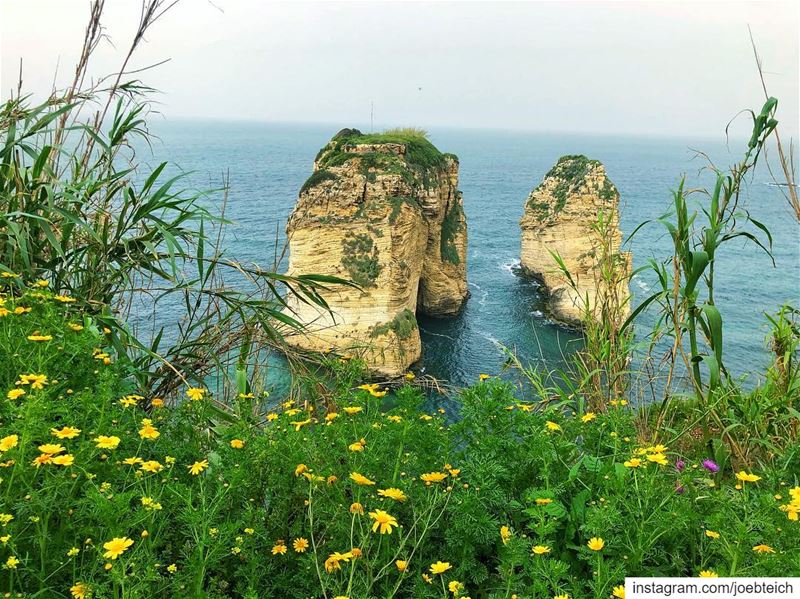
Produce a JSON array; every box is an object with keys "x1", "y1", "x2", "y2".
[{"x1": 141, "y1": 120, "x2": 799, "y2": 398}]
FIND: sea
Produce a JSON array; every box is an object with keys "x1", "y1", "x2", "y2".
[{"x1": 140, "y1": 120, "x2": 800, "y2": 400}]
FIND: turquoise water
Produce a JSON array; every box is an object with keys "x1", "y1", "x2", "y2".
[{"x1": 143, "y1": 120, "x2": 799, "y2": 395}]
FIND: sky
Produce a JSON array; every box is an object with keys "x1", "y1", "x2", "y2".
[{"x1": 1, "y1": 0, "x2": 798, "y2": 138}]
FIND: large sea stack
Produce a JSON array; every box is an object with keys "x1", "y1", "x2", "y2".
[
  {"x1": 520, "y1": 155, "x2": 630, "y2": 327},
  {"x1": 283, "y1": 129, "x2": 468, "y2": 375}
]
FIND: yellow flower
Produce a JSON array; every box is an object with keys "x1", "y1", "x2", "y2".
[
  {"x1": 325, "y1": 412, "x2": 339, "y2": 421},
  {"x1": 349, "y1": 439, "x2": 366, "y2": 452},
  {"x1": 333, "y1": 596, "x2": 349, "y2": 599},
  {"x1": 422, "y1": 574, "x2": 433, "y2": 584},
  {"x1": 532, "y1": 545, "x2": 551, "y2": 555},
  {"x1": 395, "y1": 559, "x2": 408, "y2": 572},
  {"x1": 623, "y1": 458, "x2": 642, "y2": 468},
  {"x1": 293, "y1": 538, "x2": 309, "y2": 553},
  {"x1": 68, "y1": 323, "x2": 84, "y2": 331},
  {"x1": 324, "y1": 551, "x2": 353, "y2": 572},
  {"x1": 140, "y1": 460, "x2": 163, "y2": 473},
  {"x1": 582, "y1": 412, "x2": 597, "y2": 423},
  {"x1": 51, "y1": 426, "x2": 81, "y2": 439},
  {"x1": 350, "y1": 502, "x2": 364, "y2": 515},
  {"x1": 295, "y1": 464, "x2": 308, "y2": 477},
  {"x1": 38, "y1": 443, "x2": 65, "y2": 455},
  {"x1": 141, "y1": 497, "x2": 163, "y2": 511},
  {"x1": 350, "y1": 472, "x2": 376, "y2": 486},
  {"x1": 736, "y1": 471, "x2": 761, "y2": 483},
  {"x1": 151, "y1": 398, "x2": 165, "y2": 408},
  {"x1": 4, "y1": 555, "x2": 19, "y2": 569},
  {"x1": 752, "y1": 544, "x2": 775, "y2": 553},
  {"x1": 535, "y1": 498, "x2": 553, "y2": 505},
  {"x1": 500, "y1": 525, "x2": 512, "y2": 545},
  {"x1": 612, "y1": 585, "x2": 625, "y2": 599},
  {"x1": 646, "y1": 453, "x2": 668, "y2": 466},
  {"x1": 167, "y1": 564, "x2": 178, "y2": 573},
  {"x1": 378, "y1": 487, "x2": 407, "y2": 502},
  {"x1": 271, "y1": 542, "x2": 287, "y2": 555},
  {"x1": 102, "y1": 537, "x2": 133, "y2": 560},
  {"x1": 554, "y1": 595, "x2": 570, "y2": 599},
  {"x1": 699, "y1": 570, "x2": 718, "y2": 578},
  {"x1": 0, "y1": 514, "x2": 13, "y2": 525},
  {"x1": 369, "y1": 388, "x2": 387, "y2": 398},
  {"x1": 230, "y1": 439, "x2": 245, "y2": 449},
  {"x1": 705, "y1": 530, "x2": 720, "y2": 539},
  {"x1": 449, "y1": 580, "x2": 464, "y2": 595},
  {"x1": 587, "y1": 537, "x2": 605, "y2": 551},
  {"x1": 290, "y1": 418, "x2": 312, "y2": 431},
  {"x1": 479, "y1": 374, "x2": 490, "y2": 381},
  {"x1": 6, "y1": 388, "x2": 25, "y2": 400},
  {"x1": 94, "y1": 436, "x2": 121, "y2": 450},
  {"x1": 0, "y1": 435, "x2": 19, "y2": 452},
  {"x1": 138, "y1": 420, "x2": 160, "y2": 440},
  {"x1": 429, "y1": 561, "x2": 452, "y2": 575},
  {"x1": 369, "y1": 509, "x2": 398, "y2": 534},
  {"x1": 420, "y1": 471, "x2": 448, "y2": 484},
  {"x1": 186, "y1": 387, "x2": 206, "y2": 401},
  {"x1": 70, "y1": 582, "x2": 89, "y2": 598},
  {"x1": 545, "y1": 421, "x2": 562, "y2": 431},
  {"x1": 343, "y1": 406, "x2": 363, "y2": 415},
  {"x1": 405, "y1": 372, "x2": 416, "y2": 380},
  {"x1": 188, "y1": 460, "x2": 209, "y2": 475},
  {"x1": 119, "y1": 396, "x2": 137, "y2": 408},
  {"x1": 32, "y1": 454, "x2": 52, "y2": 467},
  {"x1": 17, "y1": 373, "x2": 48, "y2": 389},
  {"x1": 27, "y1": 334, "x2": 52, "y2": 342},
  {"x1": 54, "y1": 294, "x2": 76, "y2": 303},
  {"x1": 67, "y1": 547, "x2": 80, "y2": 557},
  {"x1": 53, "y1": 454, "x2": 75, "y2": 466},
  {"x1": 34, "y1": 279, "x2": 49, "y2": 287}
]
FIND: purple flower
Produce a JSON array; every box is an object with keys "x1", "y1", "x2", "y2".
[
  {"x1": 702, "y1": 459, "x2": 719, "y2": 473},
  {"x1": 675, "y1": 482, "x2": 685, "y2": 494},
  {"x1": 675, "y1": 459, "x2": 686, "y2": 472}
]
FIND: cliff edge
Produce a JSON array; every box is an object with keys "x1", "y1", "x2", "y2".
[
  {"x1": 520, "y1": 155, "x2": 630, "y2": 327},
  {"x1": 283, "y1": 129, "x2": 468, "y2": 375}
]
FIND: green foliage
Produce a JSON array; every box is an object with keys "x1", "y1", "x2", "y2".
[
  {"x1": 0, "y1": 93, "x2": 350, "y2": 402},
  {"x1": 440, "y1": 200, "x2": 464, "y2": 265},
  {"x1": 299, "y1": 168, "x2": 337, "y2": 194},
  {"x1": 341, "y1": 233, "x2": 382, "y2": 287},
  {"x1": 1, "y1": 296, "x2": 797, "y2": 598},
  {"x1": 370, "y1": 309, "x2": 418, "y2": 340},
  {"x1": 314, "y1": 128, "x2": 451, "y2": 190}
]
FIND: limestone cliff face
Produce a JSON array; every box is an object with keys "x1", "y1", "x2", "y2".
[
  {"x1": 283, "y1": 129, "x2": 468, "y2": 375},
  {"x1": 520, "y1": 155, "x2": 630, "y2": 327}
]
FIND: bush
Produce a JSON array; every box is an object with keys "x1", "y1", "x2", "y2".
[{"x1": 1, "y1": 282, "x2": 798, "y2": 598}]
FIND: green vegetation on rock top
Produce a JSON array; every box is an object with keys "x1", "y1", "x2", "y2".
[
  {"x1": 527, "y1": 154, "x2": 616, "y2": 219},
  {"x1": 310, "y1": 128, "x2": 453, "y2": 191}
]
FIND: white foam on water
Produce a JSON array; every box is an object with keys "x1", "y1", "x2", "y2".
[{"x1": 499, "y1": 259, "x2": 520, "y2": 276}]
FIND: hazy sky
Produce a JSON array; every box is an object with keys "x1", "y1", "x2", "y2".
[{"x1": 2, "y1": 1, "x2": 798, "y2": 138}]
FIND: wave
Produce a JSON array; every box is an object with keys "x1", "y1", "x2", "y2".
[
  {"x1": 499, "y1": 259, "x2": 520, "y2": 276},
  {"x1": 419, "y1": 327, "x2": 456, "y2": 341},
  {"x1": 478, "y1": 330, "x2": 504, "y2": 350},
  {"x1": 632, "y1": 275, "x2": 651, "y2": 292}
]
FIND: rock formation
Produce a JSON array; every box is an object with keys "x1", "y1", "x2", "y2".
[
  {"x1": 283, "y1": 129, "x2": 468, "y2": 375},
  {"x1": 520, "y1": 155, "x2": 630, "y2": 327}
]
